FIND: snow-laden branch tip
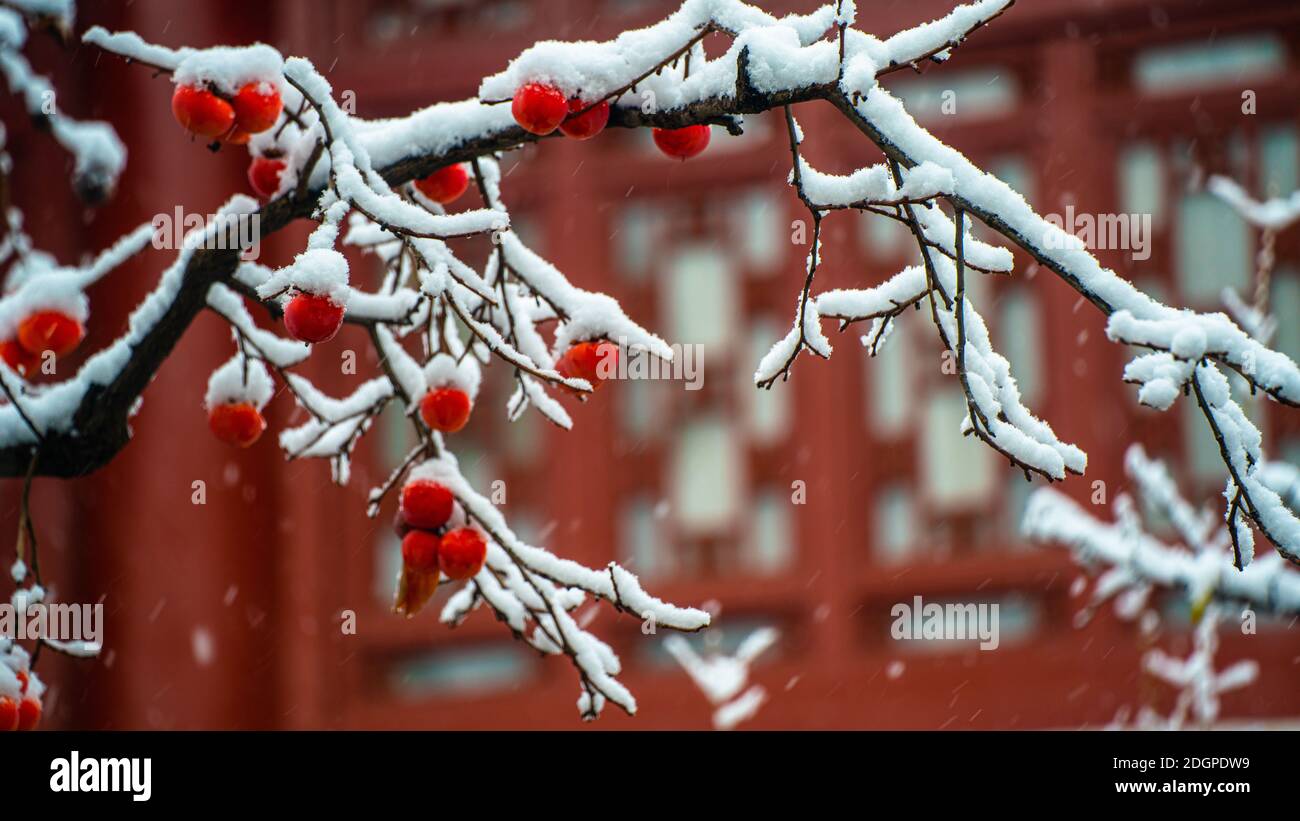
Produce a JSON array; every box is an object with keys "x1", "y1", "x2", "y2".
[{"x1": 1023, "y1": 444, "x2": 1300, "y2": 616}]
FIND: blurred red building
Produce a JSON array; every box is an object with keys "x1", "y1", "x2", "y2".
[{"x1": 3, "y1": 0, "x2": 1299, "y2": 729}]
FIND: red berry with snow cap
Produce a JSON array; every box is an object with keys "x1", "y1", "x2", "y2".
[
  {"x1": 401, "y1": 529, "x2": 442, "y2": 574},
  {"x1": 559, "y1": 98, "x2": 610, "y2": 140},
  {"x1": 400, "y1": 478, "x2": 455, "y2": 530},
  {"x1": 17, "y1": 311, "x2": 83, "y2": 358},
  {"x1": 414, "y1": 164, "x2": 470, "y2": 205},
  {"x1": 511, "y1": 82, "x2": 568, "y2": 135},
  {"x1": 653, "y1": 125, "x2": 710, "y2": 160},
  {"x1": 284, "y1": 292, "x2": 345, "y2": 344},
  {"x1": 439, "y1": 527, "x2": 487, "y2": 580},
  {"x1": 209, "y1": 402, "x2": 266, "y2": 448},
  {"x1": 556, "y1": 340, "x2": 619, "y2": 394},
  {"x1": 231, "y1": 81, "x2": 283, "y2": 134},
  {"x1": 420, "y1": 387, "x2": 472, "y2": 433},
  {"x1": 172, "y1": 84, "x2": 236, "y2": 138},
  {"x1": 248, "y1": 156, "x2": 287, "y2": 200}
]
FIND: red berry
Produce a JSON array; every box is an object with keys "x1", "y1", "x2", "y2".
[
  {"x1": 401, "y1": 529, "x2": 442, "y2": 574},
  {"x1": 231, "y1": 81, "x2": 283, "y2": 134},
  {"x1": 171, "y1": 84, "x2": 236, "y2": 139},
  {"x1": 556, "y1": 340, "x2": 619, "y2": 394},
  {"x1": 0, "y1": 697, "x2": 17, "y2": 731},
  {"x1": 511, "y1": 82, "x2": 568, "y2": 135},
  {"x1": 208, "y1": 402, "x2": 266, "y2": 448},
  {"x1": 419, "y1": 387, "x2": 472, "y2": 433},
  {"x1": 16, "y1": 697, "x2": 40, "y2": 731},
  {"x1": 414, "y1": 164, "x2": 471, "y2": 205},
  {"x1": 17, "y1": 311, "x2": 83, "y2": 358},
  {"x1": 400, "y1": 479, "x2": 454, "y2": 530},
  {"x1": 653, "y1": 125, "x2": 710, "y2": 160},
  {"x1": 284, "y1": 292, "x2": 345, "y2": 344},
  {"x1": 224, "y1": 128, "x2": 252, "y2": 145},
  {"x1": 0, "y1": 339, "x2": 39, "y2": 376},
  {"x1": 248, "y1": 156, "x2": 287, "y2": 200},
  {"x1": 439, "y1": 527, "x2": 487, "y2": 580},
  {"x1": 559, "y1": 98, "x2": 610, "y2": 140}
]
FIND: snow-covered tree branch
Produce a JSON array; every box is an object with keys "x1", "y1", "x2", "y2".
[
  {"x1": 1024, "y1": 444, "x2": 1300, "y2": 618},
  {"x1": 1, "y1": 0, "x2": 1298, "y2": 722}
]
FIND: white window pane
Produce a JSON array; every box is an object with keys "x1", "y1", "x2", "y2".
[
  {"x1": 506, "y1": 510, "x2": 542, "y2": 547},
  {"x1": 453, "y1": 444, "x2": 495, "y2": 493},
  {"x1": 1183, "y1": 398, "x2": 1224, "y2": 481},
  {"x1": 1135, "y1": 36, "x2": 1285, "y2": 95},
  {"x1": 1005, "y1": 474, "x2": 1034, "y2": 548},
  {"x1": 1135, "y1": 277, "x2": 1171, "y2": 306},
  {"x1": 998, "y1": 289, "x2": 1042, "y2": 406},
  {"x1": 1119, "y1": 142, "x2": 1163, "y2": 224},
  {"x1": 620, "y1": 496, "x2": 671, "y2": 581},
  {"x1": 893, "y1": 594, "x2": 1039, "y2": 654},
  {"x1": 861, "y1": 209, "x2": 910, "y2": 259},
  {"x1": 1176, "y1": 192, "x2": 1250, "y2": 302},
  {"x1": 1261, "y1": 126, "x2": 1298, "y2": 199},
  {"x1": 614, "y1": 202, "x2": 660, "y2": 281},
  {"x1": 869, "y1": 316, "x2": 912, "y2": 436},
  {"x1": 921, "y1": 389, "x2": 995, "y2": 509},
  {"x1": 620, "y1": 377, "x2": 667, "y2": 440},
  {"x1": 510, "y1": 214, "x2": 544, "y2": 256},
  {"x1": 745, "y1": 488, "x2": 794, "y2": 574},
  {"x1": 375, "y1": 533, "x2": 402, "y2": 604},
  {"x1": 745, "y1": 318, "x2": 789, "y2": 443},
  {"x1": 989, "y1": 155, "x2": 1034, "y2": 208},
  {"x1": 663, "y1": 245, "x2": 736, "y2": 351},
  {"x1": 888, "y1": 69, "x2": 1017, "y2": 122},
  {"x1": 390, "y1": 645, "x2": 534, "y2": 698},
  {"x1": 874, "y1": 484, "x2": 916, "y2": 564},
  {"x1": 731, "y1": 190, "x2": 783, "y2": 275},
  {"x1": 671, "y1": 415, "x2": 741, "y2": 532},
  {"x1": 505, "y1": 406, "x2": 541, "y2": 465},
  {"x1": 1282, "y1": 437, "x2": 1300, "y2": 468},
  {"x1": 1273, "y1": 269, "x2": 1300, "y2": 363}
]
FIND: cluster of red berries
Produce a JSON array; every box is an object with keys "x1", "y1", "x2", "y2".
[
  {"x1": 397, "y1": 479, "x2": 487, "y2": 578},
  {"x1": 510, "y1": 82, "x2": 710, "y2": 160},
  {"x1": 171, "y1": 78, "x2": 291, "y2": 200},
  {"x1": 171, "y1": 79, "x2": 283, "y2": 145},
  {"x1": 0, "y1": 311, "x2": 84, "y2": 377},
  {"x1": 0, "y1": 670, "x2": 43, "y2": 731},
  {"x1": 404, "y1": 84, "x2": 711, "y2": 206}
]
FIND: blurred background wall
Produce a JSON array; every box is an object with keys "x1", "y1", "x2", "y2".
[{"x1": 2, "y1": 0, "x2": 1298, "y2": 729}]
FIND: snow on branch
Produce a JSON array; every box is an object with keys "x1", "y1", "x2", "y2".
[
  {"x1": 667, "y1": 625, "x2": 778, "y2": 729},
  {"x1": 476, "y1": 0, "x2": 1296, "y2": 555},
  {"x1": 422, "y1": 452, "x2": 709, "y2": 718},
  {"x1": 1023, "y1": 445, "x2": 1300, "y2": 616},
  {"x1": 1207, "y1": 176, "x2": 1300, "y2": 233},
  {"x1": 1, "y1": 0, "x2": 1294, "y2": 718},
  {"x1": 1, "y1": 4, "x2": 124, "y2": 203}
]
